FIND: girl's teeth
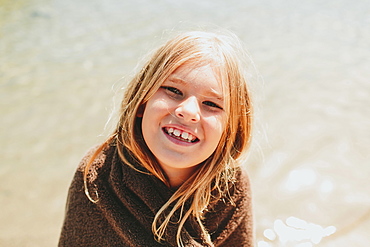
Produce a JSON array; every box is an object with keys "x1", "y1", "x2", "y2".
[
  {"x1": 173, "y1": 129, "x2": 181, "y2": 137},
  {"x1": 188, "y1": 134, "x2": 193, "y2": 141},
  {"x1": 181, "y1": 132, "x2": 189, "y2": 139},
  {"x1": 166, "y1": 127, "x2": 195, "y2": 142}
]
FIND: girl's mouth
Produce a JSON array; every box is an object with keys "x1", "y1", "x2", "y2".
[{"x1": 163, "y1": 127, "x2": 199, "y2": 143}]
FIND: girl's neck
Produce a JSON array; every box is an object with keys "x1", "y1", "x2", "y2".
[{"x1": 163, "y1": 165, "x2": 199, "y2": 188}]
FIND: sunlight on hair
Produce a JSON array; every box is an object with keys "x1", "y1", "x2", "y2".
[{"x1": 258, "y1": 216, "x2": 336, "y2": 247}]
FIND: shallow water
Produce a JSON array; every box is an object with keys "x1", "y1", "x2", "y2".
[{"x1": 1, "y1": 0, "x2": 369, "y2": 246}]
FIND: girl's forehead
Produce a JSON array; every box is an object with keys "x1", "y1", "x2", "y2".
[{"x1": 167, "y1": 63, "x2": 225, "y2": 97}]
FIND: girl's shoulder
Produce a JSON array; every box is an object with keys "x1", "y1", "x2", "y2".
[
  {"x1": 77, "y1": 143, "x2": 109, "y2": 172},
  {"x1": 235, "y1": 167, "x2": 252, "y2": 198},
  {"x1": 237, "y1": 167, "x2": 251, "y2": 186}
]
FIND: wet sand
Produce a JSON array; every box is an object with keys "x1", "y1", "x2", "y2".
[{"x1": 1, "y1": 0, "x2": 369, "y2": 246}]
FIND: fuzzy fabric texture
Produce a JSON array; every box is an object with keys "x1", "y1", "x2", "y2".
[{"x1": 58, "y1": 144, "x2": 254, "y2": 246}]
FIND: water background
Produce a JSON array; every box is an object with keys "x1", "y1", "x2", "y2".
[{"x1": 1, "y1": 0, "x2": 369, "y2": 246}]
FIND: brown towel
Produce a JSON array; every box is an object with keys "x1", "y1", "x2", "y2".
[{"x1": 58, "y1": 144, "x2": 254, "y2": 246}]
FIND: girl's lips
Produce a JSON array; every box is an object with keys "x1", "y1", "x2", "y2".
[{"x1": 162, "y1": 127, "x2": 199, "y2": 143}]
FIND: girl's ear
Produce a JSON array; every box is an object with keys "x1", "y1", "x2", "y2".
[{"x1": 136, "y1": 104, "x2": 145, "y2": 117}]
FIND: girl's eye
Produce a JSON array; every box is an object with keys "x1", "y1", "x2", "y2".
[
  {"x1": 203, "y1": 101, "x2": 223, "y2": 110},
  {"x1": 161, "y1": 86, "x2": 183, "y2": 96}
]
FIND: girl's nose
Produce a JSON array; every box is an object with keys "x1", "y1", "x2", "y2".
[{"x1": 175, "y1": 96, "x2": 201, "y2": 123}]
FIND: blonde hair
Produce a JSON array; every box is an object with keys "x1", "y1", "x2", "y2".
[{"x1": 84, "y1": 30, "x2": 253, "y2": 246}]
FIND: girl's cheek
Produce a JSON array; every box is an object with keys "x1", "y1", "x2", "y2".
[
  {"x1": 207, "y1": 116, "x2": 225, "y2": 132},
  {"x1": 157, "y1": 98, "x2": 172, "y2": 109}
]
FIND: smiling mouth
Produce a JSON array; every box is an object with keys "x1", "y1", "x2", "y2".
[{"x1": 163, "y1": 127, "x2": 199, "y2": 143}]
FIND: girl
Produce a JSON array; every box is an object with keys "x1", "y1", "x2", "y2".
[{"x1": 59, "y1": 30, "x2": 254, "y2": 246}]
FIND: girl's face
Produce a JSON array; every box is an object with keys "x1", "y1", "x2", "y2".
[{"x1": 140, "y1": 63, "x2": 227, "y2": 185}]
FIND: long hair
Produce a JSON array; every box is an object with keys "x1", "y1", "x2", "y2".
[{"x1": 84, "y1": 30, "x2": 253, "y2": 246}]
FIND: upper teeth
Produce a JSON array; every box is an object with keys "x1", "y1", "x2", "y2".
[{"x1": 167, "y1": 127, "x2": 195, "y2": 142}]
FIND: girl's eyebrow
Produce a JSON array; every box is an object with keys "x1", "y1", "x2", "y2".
[
  {"x1": 208, "y1": 89, "x2": 224, "y2": 101},
  {"x1": 167, "y1": 77, "x2": 187, "y2": 85},
  {"x1": 167, "y1": 77, "x2": 224, "y2": 101}
]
